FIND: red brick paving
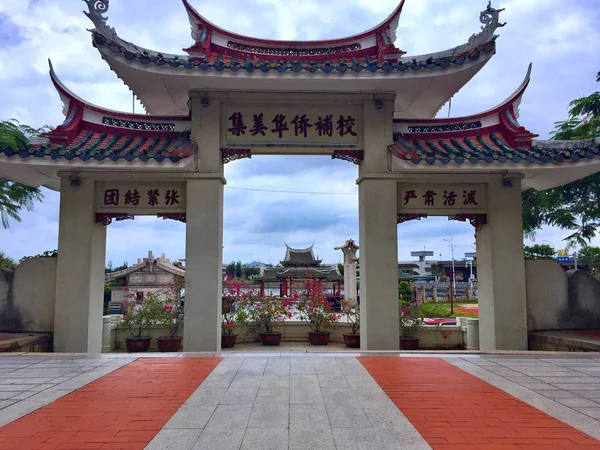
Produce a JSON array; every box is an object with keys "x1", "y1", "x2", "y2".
[
  {"x1": 0, "y1": 358, "x2": 221, "y2": 450},
  {"x1": 359, "y1": 357, "x2": 600, "y2": 450}
]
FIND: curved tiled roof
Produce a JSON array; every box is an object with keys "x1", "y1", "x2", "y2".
[
  {"x1": 0, "y1": 63, "x2": 197, "y2": 165},
  {"x1": 0, "y1": 129, "x2": 196, "y2": 164},
  {"x1": 390, "y1": 134, "x2": 600, "y2": 166},
  {"x1": 92, "y1": 32, "x2": 495, "y2": 75}
]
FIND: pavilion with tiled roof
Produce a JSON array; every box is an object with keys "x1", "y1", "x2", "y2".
[
  {"x1": 2, "y1": 0, "x2": 599, "y2": 353},
  {"x1": 256, "y1": 244, "x2": 343, "y2": 298}
]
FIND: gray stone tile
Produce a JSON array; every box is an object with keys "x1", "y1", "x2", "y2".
[
  {"x1": 248, "y1": 403, "x2": 289, "y2": 428},
  {"x1": 0, "y1": 400, "x2": 17, "y2": 409},
  {"x1": 553, "y1": 383, "x2": 600, "y2": 391},
  {"x1": 290, "y1": 375, "x2": 323, "y2": 404},
  {"x1": 290, "y1": 358, "x2": 316, "y2": 375},
  {"x1": 0, "y1": 384, "x2": 33, "y2": 392},
  {"x1": 0, "y1": 392, "x2": 18, "y2": 400},
  {"x1": 237, "y1": 358, "x2": 267, "y2": 375},
  {"x1": 0, "y1": 400, "x2": 46, "y2": 427},
  {"x1": 576, "y1": 407, "x2": 600, "y2": 419},
  {"x1": 146, "y1": 428, "x2": 202, "y2": 450},
  {"x1": 517, "y1": 382, "x2": 561, "y2": 391},
  {"x1": 0, "y1": 378, "x2": 55, "y2": 385},
  {"x1": 204, "y1": 404, "x2": 252, "y2": 431},
  {"x1": 314, "y1": 359, "x2": 343, "y2": 376},
  {"x1": 220, "y1": 386, "x2": 258, "y2": 404},
  {"x1": 536, "y1": 376, "x2": 600, "y2": 384},
  {"x1": 332, "y1": 427, "x2": 431, "y2": 450},
  {"x1": 200, "y1": 374, "x2": 236, "y2": 388},
  {"x1": 165, "y1": 404, "x2": 217, "y2": 429},
  {"x1": 25, "y1": 389, "x2": 72, "y2": 403},
  {"x1": 533, "y1": 390, "x2": 582, "y2": 400},
  {"x1": 557, "y1": 398, "x2": 600, "y2": 408},
  {"x1": 8, "y1": 391, "x2": 38, "y2": 401},
  {"x1": 264, "y1": 357, "x2": 290, "y2": 376},
  {"x1": 185, "y1": 388, "x2": 227, "y2": 406},
  {"x1": 318, "y1": 374, "x2": 348, "y2": 387},
  {"x1": 321, "y1": 385, "x2": 359, "y2": 405},
  {"x1": 193, "y1": 427, "x2": 245, "y2": 450},
  {"x1": 325, "y1": 401, "x2": 370, "y2": 428},
  {"x1": 260, "y1": 375, "x2": 289, "y2": 390},
  {"x1": 255, "y1": 387, "x2": 289, "y2": 404},
  {"x1": 289, "y1": 425, "x2": 336, "y2": 450},
  {"x1": 240, "y1": 427, "x2": 288, "y2": 450},
  {"x1": 289, "y1": 403, "x2": 330, "y2": 430}
]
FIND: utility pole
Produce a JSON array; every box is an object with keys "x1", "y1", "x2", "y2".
[{"x1": 443, "y1": 235, "x2": 456, "y2": 293}]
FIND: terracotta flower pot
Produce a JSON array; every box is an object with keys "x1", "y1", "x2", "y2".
[
  {"x1": 156, "y1": 336, "x2": 182, "y2": 352},
  {"x1": 125, "y1": 336, "x2": 151, "y2": 353},
  {"x1": 399, "y1": 337, "x2": 420, "y2": 350},
  {"x1": 343, "y1": 333, "x2": 360, "y2": 348},
  {"x1": 259, "y1": 332, "x2": 282, "y2": 346},
  {"x1": 308, "y1": 331, "x2": 330, "y2": 346},
  {"x1": 221, "y1": 334, "x2": 238, "y2": 349}
]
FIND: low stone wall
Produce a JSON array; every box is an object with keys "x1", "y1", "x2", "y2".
[
  {"x1": 525, "y1": 260, "x2": 600, "y2": 332},
  {"x1": 105, "y1": 316, "x2": 466, "y2": 351},
  {"x1": 0, "y1": 333, "x2": 53, "y2": 353},
  {"x1": 0, "y1": 257, "x2": 57, "y2": 333}
]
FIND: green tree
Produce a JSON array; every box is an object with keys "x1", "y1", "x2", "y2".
[
  {"x1": 235, "y1": 260, "x2": 242, "y2": 278},
  {"x1": 225, "y1": 261, "x2": 236, "y2": 276},
  {"x1": 578, "y1": 246, "x2": 600, "y2": 277},
  {"x1": 522, "y1": 72, "x2": 600, "y2": 247},
  {"x1": 398, "y1": 281, "x2": 412, "y2": 300},
  {"x1": 337, "y1": 263, "x2": 344, "y2": 277},
  {"x1": 0, "y1": 251, "x2": 16, "y2": 270},
  {"x1": 0, "y1": 120, "x2": 45, "y2": 228},
  {"x1": 523, "y1": 244, "x2": 556, "y2": 260}
]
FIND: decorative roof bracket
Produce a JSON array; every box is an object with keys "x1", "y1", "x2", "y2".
[{"x1": 453, "y1": 1, "x2": 506, "y2": 55}]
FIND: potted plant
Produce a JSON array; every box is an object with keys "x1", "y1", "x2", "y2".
[
  {"x1": 243, "y1": 295, "x2": 293, "y2": 346},
  {"x1": 399, "y1": 297, "x2": 423, "y2": 350},
  {"x1": 341, "y1": 299, "x2": 360, "y2": 348},
  {"x1": 296, "y1": 279, "x2": 341, "y2": 345},
  {"x1": 120, "y1": 288, "x2": 163, "y2": 352},
  {"x1": 156, "y1": 292, "x2": 184, "y2": 352}
]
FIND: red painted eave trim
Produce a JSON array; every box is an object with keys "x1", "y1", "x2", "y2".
[
  {"x1": 395, "y1": 63, "x2": 533, "y2": 125},
  {"x1": 182, "y1": 0, "x2": 405, "y2": 46},
  {"x1": 48, "y1": 60, "x2": 190, "y2": 122}
]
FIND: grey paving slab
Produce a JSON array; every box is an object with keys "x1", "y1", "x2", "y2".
[
  {"x1": 164, "y1": 404, "x2": 217, "y2": 429},
  {"x1": 332, "y1": 427, "x2": 431, "y2": 450},
  {"x1": 290, "y1": 375, "x2": 323, "y2": 404},
  {"x1": 247, "y1": 403, "x2": 289, "y2": 428},
  {"x1": 185, "y1": 387, "x2": 227, "y2": 406},
  {"x1": 240, "y1": 427, "x2": 288, "y2": 450},
  {"x1": 557, "y1": 398, "x2": 600, "y2": 408},
  {"x1": 255, "y1": 386, "x2": 289, "y2": 404},
  {"x1": 290, "y1": 358, "x2": 316, "y2": 375},
  {"x1": 146, "y1": 428, "x2": 203, "y2": 450},
  {"x1": 289, "y1": 403, "x2": 331, "y2": 430},
  {"x1": 576, "y1": 407, "x2": 600, "y2": 419},
  {"x1": 0, "y1": 400, "x2": 17, "y2": 410},
  {"x1": 289, "y1": 425, "x2": 336, "y2": 450},
  {"x1": 0, "y1": 400, "x2": 46, "y2": 427}
]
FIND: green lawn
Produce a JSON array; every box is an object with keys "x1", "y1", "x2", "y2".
[{"x1": 422, "y1": 301, "x2": 479, "y2": 318}]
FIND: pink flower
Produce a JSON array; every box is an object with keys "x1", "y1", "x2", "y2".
[
  {"x1": 403, "y1": 307, "x2": 410, "y2": 312},
  {"x1": 123, "y1": 286, "x2": 129, "y2": 290}
]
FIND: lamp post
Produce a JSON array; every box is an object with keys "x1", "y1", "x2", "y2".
[{"x1": 443, "y1": 235, "x2": 456, "y2": 314}]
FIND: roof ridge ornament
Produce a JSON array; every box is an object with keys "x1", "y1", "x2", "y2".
[
  {"x1": 453, "y1": 1, "x2": 506, "y2": 56},
  {"x1": 83, "y1": 0, "x2": 118, "y2": 43}
]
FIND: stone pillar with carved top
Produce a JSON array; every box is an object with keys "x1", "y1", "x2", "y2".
[
  {"x1": 358, "y1": 94, "x2": 399, "y2": 350},
  {"x1": 54, "y1": 176, "x2": 106, "y2": 352},
  {"x1": 476, "y1": 176, "x2": 528, "y2": 350}
]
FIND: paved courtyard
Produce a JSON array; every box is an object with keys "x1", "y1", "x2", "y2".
[{"x1": 0, "y1": 353, "x2": 600, "y2": 449}]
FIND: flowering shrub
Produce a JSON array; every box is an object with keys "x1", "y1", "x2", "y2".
[
  {"x1": 222, "y1": 276, "x2": 254, "y2": 336},
  {"x1": 296, "y1": 278, "x2": 341, "y2": 333},
  {"x1": 120, "y1": 288, "x2": 164, "y2": 338},
  {"x1": 241, "y1": 295, "x2": 294, "y2": 334},
  {"x1": 399, "y1": 298, "x2": 423, "y2": 338},
  {"x1": 158, "y1": 294, "x2": 184, "y2": 338},
  {"x1": 341, "y1": 299, "x2": 360, "y2": 335}
]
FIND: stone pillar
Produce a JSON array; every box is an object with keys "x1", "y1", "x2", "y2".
[
  {"x1": 184, "y1": 178, "x2": 224, "y2": 352},
  {"x1": 431, "y1": 286, "x2": 437, "y2": 302},
  {"x1": 335, "y1": 239, "x2": 359, "y2": 304},
  {"x1": 358, "y1": 179, "x2": 399, "y2": 350},
  {"x1": 476, "y1": 177, "x2": 528, "y2": 350},
  {"x1": 54, "y1": 177, "x2": 106, "y2": 353}
]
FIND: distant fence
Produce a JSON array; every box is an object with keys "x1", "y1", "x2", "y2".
[{"x1": 410, "y1": 281, "x2": 478, "y2": 302}]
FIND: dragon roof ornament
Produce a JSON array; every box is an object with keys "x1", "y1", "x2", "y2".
[
  {"x1": 453, "y1": 1, "x2": 506, "y2": 55},
  {"x1": 83, "y1": 0, "x2": 118, "y2": 42}
]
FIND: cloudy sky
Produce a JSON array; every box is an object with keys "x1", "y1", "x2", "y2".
[{"x1": 1, "y1": 0, "x2": 599, "y2": 267}]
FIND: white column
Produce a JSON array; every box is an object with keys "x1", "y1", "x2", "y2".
[
  {"x1": 358, "y1": 179, "x2": 399, "y2": 350},
  {"x1": 344, "y1": 262, "x2": 358, "y2": 303},
  {"x1": 54, "y1": 177, "x2": 107, "y2": 353},
  {"x1": 184, "y1": 178, "x2": 224, "y2": 352},
  {"x1": 476, "y1": 177, "x2": 528, "y2": 350}
]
